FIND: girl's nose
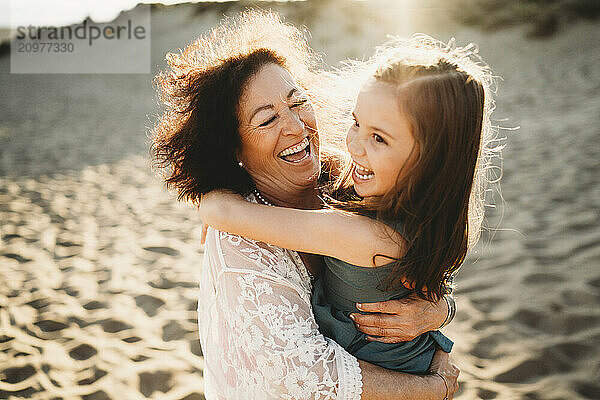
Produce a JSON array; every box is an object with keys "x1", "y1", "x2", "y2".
[{"x1": 346, "y1": 129, "x2": 365, "y2": 156}]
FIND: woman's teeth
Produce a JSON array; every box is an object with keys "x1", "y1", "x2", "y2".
[
  {"x1": 353, "y1": 161, "x2": 374, "y2": 180},
  {"x1": 279, "y1": 137, "x2": 310, "y2": 157},
  {"x1": 278, "y1": 137, "x2": 311, "y2": 162}
]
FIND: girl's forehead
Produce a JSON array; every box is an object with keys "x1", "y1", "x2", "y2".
[
  {"x1": 360, "y1": 78, "x2": 396, "y2": 93},
  {"x1": 355, "y1": 80, "x2": 398, "y2": 114},
  {"x1": 355, "y1": 80, "x2": 411, "y2": 138}
]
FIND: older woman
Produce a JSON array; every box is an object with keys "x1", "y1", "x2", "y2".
[{"x1": 151, "y1": 11, "x2": 458, "y2": 400}]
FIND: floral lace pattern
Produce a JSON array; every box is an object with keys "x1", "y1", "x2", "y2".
[{"x1": 198, "y1": 223, "x2": 363, "y2": 399}]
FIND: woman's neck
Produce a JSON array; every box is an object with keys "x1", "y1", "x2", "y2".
[{"x1": 254, "y1": 182, "x2": 321, "y2": 210}]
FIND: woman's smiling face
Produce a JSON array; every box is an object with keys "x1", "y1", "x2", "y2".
[
  {"x1": 237, "y1": 63, "x2": 320, "y2": 194},
  {"x1": 346, "y1": 79, "x2": 418, "y2": 198}
]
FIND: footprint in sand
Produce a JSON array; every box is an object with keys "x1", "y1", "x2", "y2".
[
  {"x1": 574, "y1": 381, "x2": 600, "y2": 399},
  {"x1": 143, "y1": 246, "x2": 180, "y2": 257},
  {"x1": 139, "y1": 370, "x2": 173, "y2": 397},
  {"x1": 135, "y1": 294, "x2": 166, "y2": 317},
  {"x1": 77, "y1": 367, "x2": 107, "y2": 386},
  {"x1": 34, "y1": 319, "x2": 69, "y2": 332},
  {"x1": 477, "y1": 388, "x2": 498, "y2": 399},
  {"x1": 69, "y1": 343, "x2": 98, "y2": 361},
  {"x1": 99, "y1": 319, "x2": 133, "y2": 333}
]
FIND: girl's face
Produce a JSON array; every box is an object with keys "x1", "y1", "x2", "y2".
[{"x1": 346, "y1": 79, "x2": 418, "y2": 198}]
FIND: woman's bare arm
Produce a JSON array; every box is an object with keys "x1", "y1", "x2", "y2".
[{"x1": 361, "y1": 350, "x2": 459, "y2": 399}]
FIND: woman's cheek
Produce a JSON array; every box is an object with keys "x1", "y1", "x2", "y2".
[{"x1": 300, "y1": 108, "x2": 317, "y2": 132}]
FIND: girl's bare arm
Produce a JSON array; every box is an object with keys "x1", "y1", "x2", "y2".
[{"x1": 199, "y1": 190, "x2": 404, "y2": 267}]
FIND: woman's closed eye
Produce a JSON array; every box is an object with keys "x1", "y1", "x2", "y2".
[
  {"x1": 259, "y1": 115, "x2": 277, "y2": 127},
  {"x1": 258, "y1": 98, "x2": 308, "y2": 127}
]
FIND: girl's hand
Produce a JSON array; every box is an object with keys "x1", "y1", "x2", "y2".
[
  {"x1": 200, "y1": 223, "x2": 208, "y2": 245},
  {"x1": 198, "y1": 190, "x2": 244, "y2": 228},
  {"x1": 349, "y1": 295, "x2": 449, "y2": 343}
]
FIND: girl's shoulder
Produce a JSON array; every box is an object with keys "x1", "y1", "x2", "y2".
[{"x1": 359, "y1": 210, "x2": 405, "y2": 238}]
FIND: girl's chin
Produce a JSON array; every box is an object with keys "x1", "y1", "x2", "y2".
[
  {"x1": 353, "y1": 185, "x2": 371, "y2": 198},
  {"x1": 351, "y1": 176, "x2": 370, "y2": 195},
  {"x1": 353, "y1": 183, "x2": 384, "y2": 199}
]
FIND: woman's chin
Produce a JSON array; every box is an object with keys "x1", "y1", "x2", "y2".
[{"x1": 276, "y1": 155, "x2": 320, "y2": 186}]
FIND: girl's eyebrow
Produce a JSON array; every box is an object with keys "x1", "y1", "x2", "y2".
[
  {"x1": 369, "y1": 125, "x2": 392, "y2": 138},
  {"x1": 353, "y1": 112, "x2": 393, "y2": 139},
  {"x1": 249, "y1": 88, "x2": 298, "y2": 123}
]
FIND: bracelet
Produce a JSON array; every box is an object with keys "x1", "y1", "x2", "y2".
[
  {"x1": 432, "y1": 371, "x2": 449, "y2": 400},
  {"x1": 439, "y1": 294, "x2": 456, "y2": 329}
]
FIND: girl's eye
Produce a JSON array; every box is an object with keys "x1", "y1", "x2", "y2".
[
  {"x1": 373, "y1": 134, "x2": 386, "y2": 144},
  {"x1": 352, "y1": 117, "x2": 359, "y2": 128},
  {"x1": 259, "y1": 115, "x2": 277, "y2": 127}
]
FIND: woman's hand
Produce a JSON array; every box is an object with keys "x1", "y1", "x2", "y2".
[
  {"x1": 428, "y1": 350, "x2": 460, "y2": 399},
  {"x1": 349, "y1": 295, "x2": 449, "y2": 343}
]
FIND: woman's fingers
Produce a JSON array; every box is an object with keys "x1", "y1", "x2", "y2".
[
  {"x1": 364, "y1": 335, "x2": 407, "y2": 344},
  {"x1": 350, "y1": 312, "x2": 399, "y2": 328},
  {"x1": 353, "y1": 296, "x2": 448, "y2": 336},
  {"x1": 350, "y1": 308, "x2": 424, "y2": 341},
  {"x1": 354, "y1": 324, "x2": 418, "y2": 342},
  {"x1": 449, "y1": 360, "x2": 460, "y2": 397},
  {"x1": 356, "y1": 300, "x2": 406, "y2": 314}
]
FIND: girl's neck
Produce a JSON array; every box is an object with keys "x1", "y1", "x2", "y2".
[{"x1": 360, "y1": 195, "x2": 383, "y2": 211}]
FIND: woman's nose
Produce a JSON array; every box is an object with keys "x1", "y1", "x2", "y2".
[{"x1": 281, "y1": 109, "x2": 305, "y2": 136}]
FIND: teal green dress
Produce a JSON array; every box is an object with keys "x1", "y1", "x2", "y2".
[{"x1": 310, "y1": 218, "x2": 453, "y2": 373}]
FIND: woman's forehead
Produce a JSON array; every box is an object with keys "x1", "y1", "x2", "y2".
[{"x1": 240, "y1": 64, "x2": 298, "y2": 112}]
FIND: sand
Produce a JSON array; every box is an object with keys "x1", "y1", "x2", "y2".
[{"x1": 1, "y1": 1, "x2": 599, "y2": 399}]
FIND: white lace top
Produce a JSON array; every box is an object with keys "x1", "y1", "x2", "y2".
[{"x1": 198, "y1": 212, "x2": 363, "y2": 399}]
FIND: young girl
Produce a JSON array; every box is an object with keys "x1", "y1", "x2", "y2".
[{"x1": 199, "y1": 35, "x2": 496, "y2": 373}]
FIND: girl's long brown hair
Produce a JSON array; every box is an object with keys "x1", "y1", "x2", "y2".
[{"x1": 325, "y1": 37, "x2": 498, "y2": 302}]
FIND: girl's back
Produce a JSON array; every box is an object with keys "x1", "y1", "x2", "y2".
[{"x1": 314, "y1": 254, "x2": 453, "y2": 372}]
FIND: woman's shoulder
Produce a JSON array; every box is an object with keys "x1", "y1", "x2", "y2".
[{"x1": 207, "y1": 227, "x2": 313, "y2": 295}]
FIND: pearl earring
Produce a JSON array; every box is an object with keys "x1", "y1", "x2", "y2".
[{"x1": 238, "y1": 160, "x2": 244, "y2": 167}]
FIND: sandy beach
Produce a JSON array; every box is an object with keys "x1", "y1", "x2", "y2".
[{"x1": 1, "y1": 1, "x2": 599, "y2": 399}]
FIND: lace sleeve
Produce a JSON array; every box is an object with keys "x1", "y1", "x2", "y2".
[{"x1": 198, "y1": 228, "x2": 363, "y2": 400}]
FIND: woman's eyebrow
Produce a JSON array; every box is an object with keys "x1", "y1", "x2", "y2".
[{"x1": 249, "y1": 104, "x2": 274, "y2": 123}]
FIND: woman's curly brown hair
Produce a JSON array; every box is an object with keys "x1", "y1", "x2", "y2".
[{"x1": 150, "y1": 10, "x2": 319, "y2": 204}]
